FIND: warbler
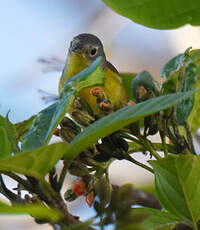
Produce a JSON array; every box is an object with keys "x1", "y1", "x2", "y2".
[{"x1": 59, "y1": 33, "x2": 128, "y2": 116}]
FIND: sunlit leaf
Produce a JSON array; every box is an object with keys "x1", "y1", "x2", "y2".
[
  {"x1": 0, "y1": 115, "x2": 17, "y2": 159},
  {"x1": 0, "y1": 142, "x2": 67, "y2": 179},
  {"x1": 122, "y1": 208, "x2": 181, "y2": 230},
  {"x1": 103, "y1": 0, "x2": 200, "y2": 29},
  {"x1": 187, "y1": 50, "x2": 200, "y2": 133},
  {"x1": 150, "y1": 155, "x2": 200, "y2": 228},
  {"x1": 15, "y1": 115, "x2": 35, "y2": 142},
  {"x1": 161, "y1": 49, "x2": 200, "y2": 124},
  {"x1": 5, "y1": 114, "x2": 19, "y2": 153},
  {"x1": 0, "y1": 201, "x2": 62, "y2": 221}
]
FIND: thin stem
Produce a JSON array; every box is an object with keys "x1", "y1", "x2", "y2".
[
  {"x1": 160, "y1": 132, "x2": 168, "y2": 157},
  {"x1": 125, "y1": 155, "x2": 154, "y2": 174},
  {"x1": 0, "y1": 174, "x2": 25, "y2": 203},
  {"x1": 57, "y1": 161, "x2": 69, "y2": 191},
  {"x1": 128, "y1": 143, "x2": 176, "y2": 154},
  {"x1": 183, "y1": 121, "x2": 196, "y2": 155},
  {"x1": 121, "y1": 133, "x2": 141, "y2": 145},
  {"x1": 138, "y1": 135, "x2": 161, "y2": 159},
  {"x1": 193, "y1": 222, "x2": 198, "y2": 230},
  {"x1": 3, "y1": 172, "x2": 33, "y2": 191}
]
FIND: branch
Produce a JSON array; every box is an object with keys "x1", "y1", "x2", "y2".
[{"x1": 112, "y1": 184, "x2": 161, "y2": 209}]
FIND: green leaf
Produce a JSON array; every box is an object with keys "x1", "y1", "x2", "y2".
[
  {"x1": 187, "y1": 76, "x2": 200, "y2": 133},
  {"x1": 0, "y1": 201, "x2": 62, "y2": 221},
  {"x1": 0, "y1": 115, "x2": 17, "y2": 159},
  {"x1": 64, "y1": 90, "x2": 197, "y2": 162},
  {"x1": 187, "y1": 50, "x2": 200, "y2": 133},
  {"x1": 21, "y1": 102, "x2": 59, "y2": 151},
  {"x1": 103, "y1": 0, "x2": 200, "y2": 29},
  {"x1": 150, "y1": 155, "x2": 200, "y2": 228},
  {"x1": 120, "y1": 72, "x2": 137, "y2": 100},
  {"x1": 124, "y1": 208, "x2": 181, "y2": 230},
  {"x1": 21, "y1": 57, "x2": 106, "y2": 151},
  {"x1": 5, "y1": 114, "x2": 19, "y2": 153},
  {"x1": 62, "y1": 221, "x2": 92, "y2": 230},
  {"x1": 161, "y1": 49, "x2": 200, "y2": 124},
  {"x1": 161, "y1": 52, "x2": 187, "y2": 94},
  {"x1": 161, "y1": 54, "x2": 185, "y2": 80},
  {"x1": 15, "y1": 115, "x2": 35, "y2": 142},
  {"x1": 0, "y1": 142, "x2": 67, "y2": 179}
]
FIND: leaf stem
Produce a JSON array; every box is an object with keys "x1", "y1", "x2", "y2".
[
  {"x1": 57, "y1": 161, "x2": 69, "y2": 191},
  {"x1": 125, "y1": 155, "x2": 154, "y2": 173},
  {"x1": 3, "y1": 172, "x2": 33, "y2": 191},
  {"x1": 183, "y1": 121, "x2": 196, "y2": 155},
  {"x1": 121, "y1": 133, "x2": 141, "y2": 145},
  {"x1": 137, "y1": 135, "x2": 161, "y2": 159},
  {"x1": 160, "y1": 131, "x2": 168, "y2": 157}
]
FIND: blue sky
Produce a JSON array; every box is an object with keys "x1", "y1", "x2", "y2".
[{"x1": 1, "y1": 0, "x2": 200, "y2": 124}]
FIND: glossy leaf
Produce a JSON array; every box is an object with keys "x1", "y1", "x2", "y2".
[
  {"x1": 0, "y1": 201, "x2": 62, "y2": 221},
  {"x1": 150, "y1": 155, "x2": 200, "y2": 228},
  {"x1": 103, "y1": 0, "x2": 200, "y2": 29},
  {"x1": 21, "y1": 57, "x2": 106, "y2": 151},
  {"x1": 64, "y1": 90, "x2": 197, "y2": 162},
  {"x1": 123, "y1": 208, "x2": 181, "y2": 230},
  {"x1": 120, "y1": 72, "x2": 137, "y2": 100},
  {"x1": 0, "y1": 142, "x2": 67, "y2": 179}
]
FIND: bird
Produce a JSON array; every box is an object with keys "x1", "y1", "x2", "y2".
[{"x1": 58, "y1": 33, "x2": 128, "y2": 117}]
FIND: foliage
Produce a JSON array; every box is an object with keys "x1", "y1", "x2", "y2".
[
  {"x1": 103, "y1": 0, "x2": 200, "y2": 29},
  {"x1": 1, "y1": 2, "x2": 200, "y2": 230}
]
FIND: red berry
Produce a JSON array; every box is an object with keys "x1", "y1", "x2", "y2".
[{"x1": 72, "y1": 180, "x2": 86, "y2": 196}]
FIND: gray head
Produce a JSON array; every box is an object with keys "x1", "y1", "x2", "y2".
[{"x1": 69, "y1": 33, "x2": 106, "y2": 64}]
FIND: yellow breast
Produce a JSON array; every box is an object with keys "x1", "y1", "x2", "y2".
[
  {"x1": 77, "y1": 68, "x2": 128, "y2": 115},
  {"x1": 59, "y1": 53, "x2": 128, "y2": 115}
]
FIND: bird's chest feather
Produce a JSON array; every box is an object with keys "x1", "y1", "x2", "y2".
[{"x1": 78, "y1": 68, "x2": 128, "y2": 114}]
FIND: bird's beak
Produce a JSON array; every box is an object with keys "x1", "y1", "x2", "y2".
[{"x1": 70, "y1": 44, "x2": 82, "y2": 55}]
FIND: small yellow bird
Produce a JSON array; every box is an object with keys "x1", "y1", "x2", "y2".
[{"x1": 59, "y1": 33, "x2": 128, "y2": 116}]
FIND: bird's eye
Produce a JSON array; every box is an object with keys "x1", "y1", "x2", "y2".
[{"x1": 90, "y1": 48, "x2": 97, "y2": 56}]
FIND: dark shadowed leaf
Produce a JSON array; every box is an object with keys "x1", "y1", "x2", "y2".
[{"x1": 131, "y1": 71, "x2": 160, "y2": 102}]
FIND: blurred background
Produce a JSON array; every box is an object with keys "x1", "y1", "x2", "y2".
[{"x1": 1, "y1": 0, "x2": 200, "y2": 229}]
